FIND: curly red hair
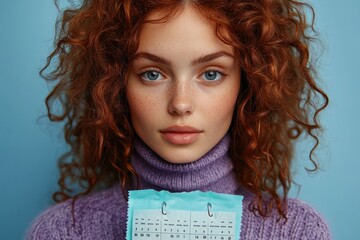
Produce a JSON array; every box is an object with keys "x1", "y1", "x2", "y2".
[{"x1": 42, "y1": 0, "x2": 328, "y2": 218}]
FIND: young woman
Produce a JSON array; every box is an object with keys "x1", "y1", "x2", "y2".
[{"x1": 28, "y1": 0, "x2": 330, "y2": 239}]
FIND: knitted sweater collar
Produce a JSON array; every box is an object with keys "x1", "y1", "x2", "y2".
[{"x1": 130, "y1": 134, "x2": 240, "y2": 194}]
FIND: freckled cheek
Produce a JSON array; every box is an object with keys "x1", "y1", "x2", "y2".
[
  {"x1": 212, "y1": 96, "x2": 236, "y2": 121},
  {"x1": 127, "y1": 93, "x2": 160, "y2": 124},
  {"x1": 210, "y1": 87, "x2": 239, "y2": 121}
]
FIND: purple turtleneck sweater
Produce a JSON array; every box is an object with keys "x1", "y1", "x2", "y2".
[{"x1": 27, "y1": 135, "x2": 330, "y2": 239}]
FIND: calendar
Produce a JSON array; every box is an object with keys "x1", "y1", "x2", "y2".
[
  {"x1": 132, "y1": 209, "x2": 236, "y2": 240},
  {"x1": 126, "y1": 190, "x2": 243, "y2": 240}
]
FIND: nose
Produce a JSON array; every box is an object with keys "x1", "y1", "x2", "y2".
[{"x1": 167, "y1": 81, "x2": 194, "y2": 116}]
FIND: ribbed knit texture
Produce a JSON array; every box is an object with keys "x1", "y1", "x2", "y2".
[
  {"x1": 27, "y1": 135, "x2": 331, "y2": 239},
  {"x1": 131, "y1": 135, "x2": 240, "y2": 194}
]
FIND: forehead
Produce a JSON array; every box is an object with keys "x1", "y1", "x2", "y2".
[{"x1": 137, "y1": 6, "x2": 234, "y2": 55}]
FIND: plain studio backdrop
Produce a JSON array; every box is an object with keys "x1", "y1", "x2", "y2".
[{"x1": 0, "y1": 1, "x2": 359, "y2": 239}]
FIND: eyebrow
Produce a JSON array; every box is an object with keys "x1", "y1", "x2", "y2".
[
  {"x1": 192, "y1": 51, "x2": 235, "y2": 65},
  {"x1": 132, "y1": 51, "x2": 235, "y2": 65}
]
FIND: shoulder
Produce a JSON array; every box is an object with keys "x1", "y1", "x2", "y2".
[
  {"x1": 241, "y1": 197, "x2": 331, "y2": 240},
  {"x1": 26, "y1": 185, "x2": 127, "y2": 240},
  {"x1": 285, "y1": 198, "x2": 331, "y2": 239}
]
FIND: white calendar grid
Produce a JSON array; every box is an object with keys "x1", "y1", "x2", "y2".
[{"x1": 132, "y1": 209, "x2": 236, "y2": 240}]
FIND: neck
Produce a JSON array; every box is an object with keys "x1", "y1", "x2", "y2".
[{"x1": 130, "y1": 134, "x2": 241, "y2": 194}]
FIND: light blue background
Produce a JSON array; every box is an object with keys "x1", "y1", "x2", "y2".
[{"x1": 1, "y1": 1, "x2": 359, "y2": 239}]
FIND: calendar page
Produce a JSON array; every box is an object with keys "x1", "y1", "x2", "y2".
[
  {"x1": 126, "y1": 190, "x2": 243, "y2": 240},
  {"x1": 132, "y1": 209, "x2": 236, "y2": 240}
]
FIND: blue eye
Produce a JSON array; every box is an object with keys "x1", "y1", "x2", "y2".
[
  {"x1": 202, "y1": 70, "x2": 223, "y2": 81},
  {"x1": 141, "y1": 70, "x2": 163, "y2": 81}
]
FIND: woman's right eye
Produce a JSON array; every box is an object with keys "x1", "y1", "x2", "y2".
[{"x1": 140, "y1": 70, "x2": 164, "y2": 81}]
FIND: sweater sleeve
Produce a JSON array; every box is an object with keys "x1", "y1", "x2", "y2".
[
  {"x1": 26, "y1": 201, "x2": 78, "y2": 240},
  {"x1": 286, "y1": 199, "x2": 331, "y2": 240},
  {"x1": 26, "y1": 187, "x2": 127, "y2": 240},
  {"x1": 26, "y1": 214, "x2": 58, "y2": 240},
  {"x1": 240, "y1": 197, "x2": 331, "y2": 240}
]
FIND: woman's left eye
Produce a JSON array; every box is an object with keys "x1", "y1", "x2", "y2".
[{"x1": 201, "y1": 70, "x2": 224, "y2": 81}]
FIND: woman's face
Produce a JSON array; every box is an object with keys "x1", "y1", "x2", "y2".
[{"x1": 126, "y1": 6, "x2": 240, "y2": 164}]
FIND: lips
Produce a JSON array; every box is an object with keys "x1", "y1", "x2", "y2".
[{"x1": 159, "y1": 126, "x2": 203, "y2": 145}]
